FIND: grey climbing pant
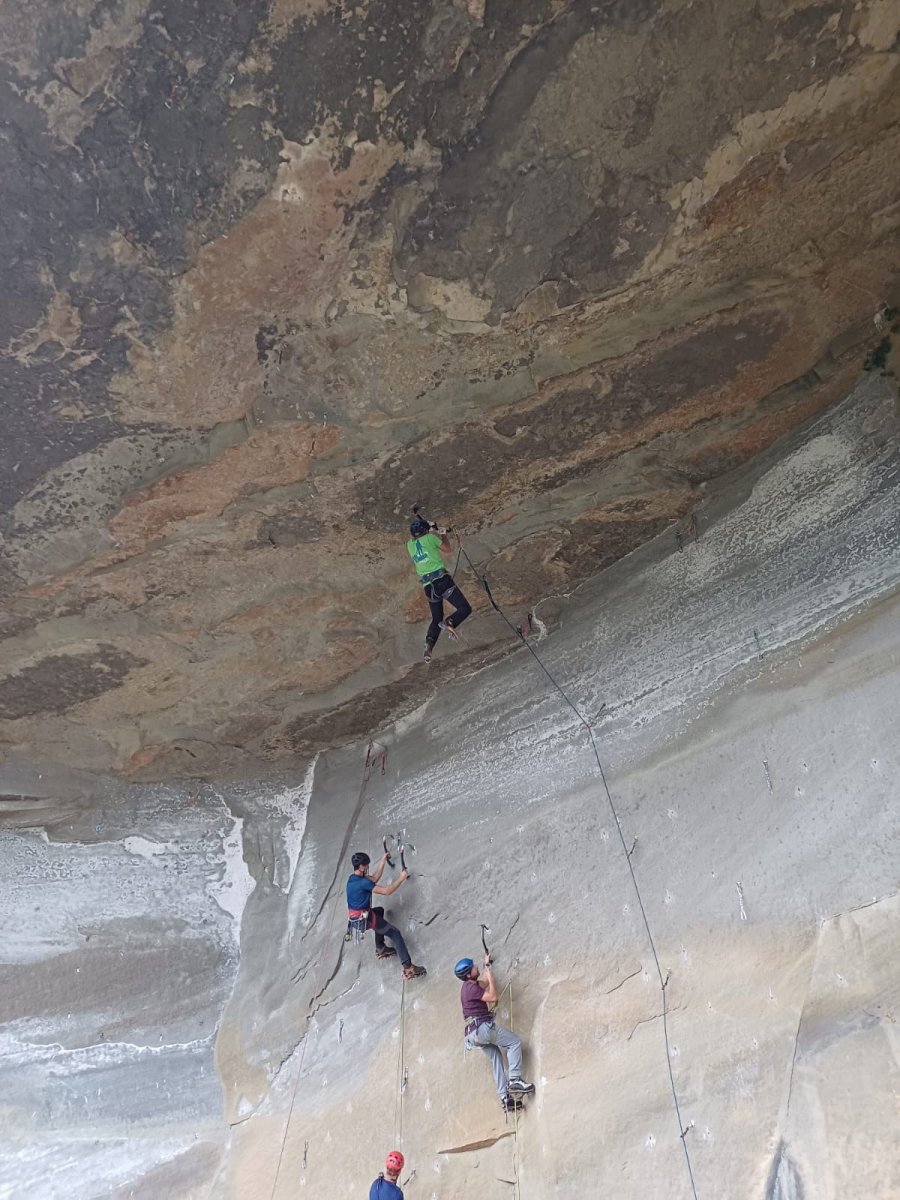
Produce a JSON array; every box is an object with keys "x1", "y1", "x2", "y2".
[{"x1": 465, "y1": 1019, "x2": 524, "y2": 1099}]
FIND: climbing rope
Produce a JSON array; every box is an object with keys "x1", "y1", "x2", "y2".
[
  {"x1": 508, "y1": 981, "x2": 523, "y2": 1200},
  {"x1": 458, "y1": 543, "x2": 701, "y2": 1200},
  {"x1": 269, "y1": 758, "x2": 376, "y2": 1200},
  {"x1": 393, "y1": 979, "x2": 407, "y2": 1145}
]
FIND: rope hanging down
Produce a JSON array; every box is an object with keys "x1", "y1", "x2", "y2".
[
  {"x1": 393, "y1": 979, "x2": 408, "y2": 1145},
  {"x1": 269, "y1": 759, "x2": 377, "y2": 1200},
  {"x1": 458, "y1": 543, "x2": 700, "y2": 1200}
]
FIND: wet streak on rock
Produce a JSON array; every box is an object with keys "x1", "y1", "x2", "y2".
[{"x1": 766, "y1": 1141, "x2": 806, "y2": 1200}]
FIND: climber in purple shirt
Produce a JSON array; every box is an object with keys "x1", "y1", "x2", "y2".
[{"x1": 455, "y1": 953, "x2": 535, "y2": 1113}]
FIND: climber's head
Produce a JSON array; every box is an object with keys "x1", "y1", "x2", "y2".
[
  {"x1": 409, "y1": 514, "x2": 431, "y2": 538},
  {"x1": 385, "y1": 1150, "x2": 404, "y2": 1179},
  {"x1": 351, "y1": 851, "x2": 370, "y2": 874},
  {"x1": 454, "y1": 957, "x2": 476, "y2": 981}
]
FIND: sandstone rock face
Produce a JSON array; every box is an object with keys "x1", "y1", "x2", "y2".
[
  {"x1": 1, "y1": 0, "x2": 899, "y2": 776},
  {"x1": 1, "y1": 379, "x2": 898, "y2": 1198}
]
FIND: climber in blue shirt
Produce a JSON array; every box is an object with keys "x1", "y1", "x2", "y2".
[
  {"x1": 369, "y1": 1150, "x2": 404, "y2": 1198},
  {"x1": 347, "y1": 851, "x2": 426, "y2": 981}
]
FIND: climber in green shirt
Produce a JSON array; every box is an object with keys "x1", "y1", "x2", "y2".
[{"x1": 407, "y1": 513, "x2": 472, "y2": 662}]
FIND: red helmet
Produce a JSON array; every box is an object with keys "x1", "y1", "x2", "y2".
[{"x1": 385, "y1": 1150, "x2": 405, "y2": 1174}]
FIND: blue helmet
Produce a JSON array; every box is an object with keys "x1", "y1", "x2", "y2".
[
  {"x1": 410, "y1": 514, "x2": 431, "y2": 537},
  {"x1": 454, "y1": 957, "x2": 474, "y2": 980}
]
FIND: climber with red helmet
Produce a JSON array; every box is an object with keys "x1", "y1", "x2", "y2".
[
  {"x1": 455, "y1": 953, "x2": 535, "y2": 1113},
  {"x1": 369, "y1": 1150, "x2": 405, "y2": 1199},
  {"x1": 347, "y1": 851, "x2": 426, "y2": 981},
  {"x1": 407, "y1": 510, "x2": 472, "y2": 663}
]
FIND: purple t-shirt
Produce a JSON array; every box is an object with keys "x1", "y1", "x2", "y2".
[{"x1": 460, "y1": 980, "x2": 492, "y2": 1022}]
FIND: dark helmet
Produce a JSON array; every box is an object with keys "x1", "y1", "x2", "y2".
[
  {"x1": 410, "y1": 514, "x2": 431, "y2": 537},
  {"x1": 454, "y1": 957, "x2": 474, "y2": 980},
  {"x1": 351, "y1": 852, "x2": 370, "y2": 870}
]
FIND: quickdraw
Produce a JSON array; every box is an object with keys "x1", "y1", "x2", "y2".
[{"x1": 344, "y1": 914, "x2": 369, "y2": 945}]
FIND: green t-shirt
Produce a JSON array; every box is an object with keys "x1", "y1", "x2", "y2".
[{"x1": 407, "y1": 532, "x2": 445, "y2": 579}]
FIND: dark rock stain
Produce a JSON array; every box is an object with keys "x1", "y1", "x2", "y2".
[
  {"x1": 354, "y1": 312, "x2": 785, "y2": 530},
  {"x1": 394, "y1": 0, "x2": 663, "y2": 311},
  {"x1": 0, "y1": 0, "x2": 278, "y2": 511},
  {"x1": 0, "y1": 645, "x2": 149, "y2": 720},
  {"x1": 250, "y1": 511, "x2": 325, "y2": 548},
  {"x1": 269, "y1": 1, "x2": 432, "y2": 155}
]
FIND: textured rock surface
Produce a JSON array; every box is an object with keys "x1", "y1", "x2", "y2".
[
  {"x1": 2, "y1": 378, "x2": 898, "y2": 1198},
  {"x1": 1, "y1": 0, "x2": 899, "y2": 776}
]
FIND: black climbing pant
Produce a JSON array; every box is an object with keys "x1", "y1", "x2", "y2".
[
  {"x1": 423, "y1": 574, "x2": 472, "y2": 646},
  {"x1": 372, "y1": 906, "x2": 411, "y2": 967}
]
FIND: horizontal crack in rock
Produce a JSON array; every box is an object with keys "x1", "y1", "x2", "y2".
[{"x1": 437, "y1": 1131, "x2": 515, "y2": 1155}]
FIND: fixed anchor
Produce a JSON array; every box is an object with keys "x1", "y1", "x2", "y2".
[{"x1": 366, "y1": 740, "x2": 387, "y2": 776}]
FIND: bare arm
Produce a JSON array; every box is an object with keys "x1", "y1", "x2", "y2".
[
  {"x1": 427, "y1": 523, "x2": 453, "y2": 555},
  {"x1": 481, "y1": 960, "x2": 499, "y2": 1005},
  {"x1": 373, "y1": 868, "x2": 408, "y2": 897},
  {"x1": 369, "y1": 853, "x2": 390, "y2": 885}
]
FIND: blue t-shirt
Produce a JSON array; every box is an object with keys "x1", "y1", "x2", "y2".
[
  {"x1": 346, "y1": 873, "x2": 376, "y2": 911},
  {"x1": 369, "y1": 1176, "x2": 403, "y2": 1200}
]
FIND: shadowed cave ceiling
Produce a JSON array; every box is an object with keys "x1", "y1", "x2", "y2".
[{"x1": 0, "y1": 0, "x2": 898, "y2": 779}]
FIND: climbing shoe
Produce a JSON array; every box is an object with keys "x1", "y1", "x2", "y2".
[
  {"x1": 402, "y1": 963, "x2": 427, "y2": 980},
  {"x1": 439, "y1": 620, "x2": 459, "y2": 640},
  {"x1": 376, "y1": 947, "x2": 397, "y2": 960},
  {"x1": 508, "y1": 1078, "x2": 535, "y2": 1095},
  {"x1": 423, "y1": 642, "x2": 434, "y2": 663}
]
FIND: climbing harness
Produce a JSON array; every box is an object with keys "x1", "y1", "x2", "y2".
[
  {"x1": 344, "y1": 909, "x2": 370, "y2": 946},
  {"x1": 421, "y1": 567, "x2": 449, "y2": 585},
  {"x1": 456, "y1": 534, "x2": 701, "y2": 1200}
]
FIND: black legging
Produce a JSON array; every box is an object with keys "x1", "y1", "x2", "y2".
[
  {"x1": 424, "y1": 574, "x2": 472, "y2": 645},
  {"x1": 371, "y1": 906, "x2": 411, "y2": 967}
]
